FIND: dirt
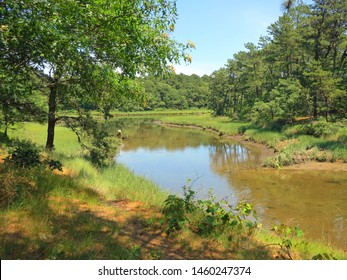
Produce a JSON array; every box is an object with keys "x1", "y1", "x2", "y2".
[{"x1": 283, "y1": 161, "x2": 347, "y2": 171}]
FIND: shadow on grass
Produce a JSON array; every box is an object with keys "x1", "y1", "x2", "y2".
[{"x1": 0, "y1": 168, "x2": 276, "y2": 260}]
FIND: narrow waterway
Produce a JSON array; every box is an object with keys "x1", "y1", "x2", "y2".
[{"x1": 113, "y1": 118, "x2": 347, "y2": 250}]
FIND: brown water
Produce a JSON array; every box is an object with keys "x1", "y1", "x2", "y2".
[{"x1": 114, "y1": 118, "x2": 347, "y2": 250}]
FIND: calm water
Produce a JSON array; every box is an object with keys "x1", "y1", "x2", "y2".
[{"x1": 114, "y1": 118, "x2": 347, "y2": 249}]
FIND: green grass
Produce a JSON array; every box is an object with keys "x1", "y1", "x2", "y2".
[
  {"x1": 158, "y1": 113, "x2": 247, "y2": 135},
  {"x1": 1, "y1": 113, "x2": 346, "y2": 259},
  {"x1": 111, "y1": 108, "x2": 210, "y2": 116},
  {"x1": 64, "y1": 157, "x2": 168, "y2": 208},
  {"x1": 256, "y1": 230, "x2": 347, "y2": 260},
  {"x1": 6, "y1": 122, "x2": 167, "y2": 208},
  {"x1": 152, "y1": 112, "x2": 347, "y2": 164}
]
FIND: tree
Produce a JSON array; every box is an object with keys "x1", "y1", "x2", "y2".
[
  {"x1": 1, "y1": 0, "x2": 190, "y2": 150},
  {"x1": 209, "y1": 68, "x2": 232, "y2": 116},
  {"x1": 210, "y1": 0, "x2": 346, "y2": 124}
]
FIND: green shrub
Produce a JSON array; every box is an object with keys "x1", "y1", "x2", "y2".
[
  {"x1": 271, "y1": 223, "x2": 304, "y2": 260},
  {"x1": 162, "y1": 184, "x2": 196, "y2": 233},
  {"x1": 5, "y1": 140, "x2": 41, "y2": 168},
  {"x1": 4, "y1": 139, "x2": 63, "y2": 171},
  {"x1": 300, "y1": 121, "x2": 339, "y2": 138},
  {"x1": 162, "y1": 185, "x2": 258, "y2": 244}
]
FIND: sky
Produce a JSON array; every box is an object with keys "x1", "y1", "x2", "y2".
[{"x1": 171, "y1": 0, "x2": 292, "y2": 76}]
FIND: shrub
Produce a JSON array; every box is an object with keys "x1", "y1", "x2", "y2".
[
  {"x1": 162, "y1": 185, "x2": 258, "y2": 244},
  {"x1": 4, "y1": 140, "x2": 63, "y2": 171},
  {"x1": 271, "y1": 223, "x2": 304, "y2": 260},
  {"x1": 162, "y1": 184, "x2": 196, "y2": 233},
  {"x1": 301, "y1": 121, "x2": 339, "y2": 138},
  {"x1": 5, "y1": 140, "x2": 41, "y2": 168}
]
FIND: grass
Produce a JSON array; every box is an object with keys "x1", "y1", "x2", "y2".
[
  {"x1": 1, "y1": 114, "x2": 346, "y2": 260},
  {"x1": 143, "y1": 112, "x2": 347, "y2": 166},
  {"x1": 6, "y1": 122, "x2": 167, "y2": 209},
  {"x1": 158, "y1": 114, "x2": 247, "y2": 135}
]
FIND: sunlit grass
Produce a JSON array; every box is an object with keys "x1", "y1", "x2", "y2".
[
  {"x1": 158, "y1": 113, "x2": 247, "y2": 135},
  {"x1": 7, "y1": 122, "x2": 167, "y2": 208},
  {"x1": 1, "y1": 112, "x2": 346, "y2": 259},
  {"x1": 255, "y1": 230, "x2": 347, "y2": 260}
]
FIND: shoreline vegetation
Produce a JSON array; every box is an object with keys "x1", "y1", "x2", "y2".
[
  {"x1": 1, "y1": 110, "x2": 346, "y2": 260},
  {"x1": 114, "y1": 109, "x2": 347, "y2": 171}
]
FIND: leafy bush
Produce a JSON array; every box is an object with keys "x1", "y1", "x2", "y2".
[
  {"x1": 271, "y1": 224, "x2": 304, "y2": 260},
  {"x1": 5, "y1": 140, "x2": 41, "y2": 168},
  {"x1": 162, "y1": 185, "x2": 258, "y2": 244},
  {"x1": 299, "y1": 121, "x2": 340, "y2": 138},
  {"x1": 4, "y1": 139, "x2": 63, "y2": 171},
  {"x1": 162, "y1": 184, "x2": 196, "y2": 233}
]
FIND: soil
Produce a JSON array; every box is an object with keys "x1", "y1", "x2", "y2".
[{"x1": 283, "y1": 161, "x2": 347, "y2": 171}]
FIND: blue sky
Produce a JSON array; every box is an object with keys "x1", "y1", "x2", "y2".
[{"x1": 172, "y1": 0, "x2": 291, "y2": 76}]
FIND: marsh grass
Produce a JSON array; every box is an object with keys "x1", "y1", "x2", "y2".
[
  {"x1": 7, "y1": 122, "x2": 167, "y2": 208},
  {"x1": 158, "y1": 114, "x2": 247, "y2": 135},
  {"x1": 1, "y1": 114, "x2": 346, "y2": 260}
]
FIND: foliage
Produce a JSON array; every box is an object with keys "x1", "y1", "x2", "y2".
[
  {"x1": 1, "y1": 0, "x2": 191, "y2": 157},
  {"x1": 5, "y1": 140, "x2": 41, "y2": 168},
  {"x1": 4, "y1": 139, "x2": 63, "y2": 171},
  {"x1": 162, "y1": 183, "x2": 196, "y2": 232},
  {"x1": 162, "y1": 184, "x2": 258, "y2": 245},
  {"x1": 295, "y1": 120, "x2": 342, "y2": 138},
  {"x1": 208, "y1": 1, "x2": 347, "y2": 124},
  {"x1": 137, "y1": 73, "x2": 210, "y2": 111},
  {"x1": 271, "y1": 223, "x2": 304, "y2": 260}
]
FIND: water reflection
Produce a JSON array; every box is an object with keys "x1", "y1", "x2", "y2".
[{"x1": 113, "y1": 118, "x2": 347, "y2": 249}]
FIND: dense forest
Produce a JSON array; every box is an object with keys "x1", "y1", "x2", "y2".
[
  {"x1": 209, "y1": 0, "x2": 347, "y2": 125},
  {"x1": 134, "y1": 0, "x2": 347, "y2": 126}
]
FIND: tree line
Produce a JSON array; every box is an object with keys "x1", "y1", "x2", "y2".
[
  {"x1": 209, "y1": 0, "x2": 346, "y2": 124},
  {"x1": 121, "y1": 0, "x2": 346, "y2": 126},
  {"x1": 1, "y1": 0, "x2": 346, "y2": 155}
]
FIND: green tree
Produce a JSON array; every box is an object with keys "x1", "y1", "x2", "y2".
[
  {"x1": 1, "y1": 0, "x2": 190, "y2": 150},
  {"x1": 209, "y1": 68, "x2": 232, "y2": 116}
]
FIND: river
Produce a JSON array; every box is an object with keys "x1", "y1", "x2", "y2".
[{"x1": 113, "y1": 118, "x2": 347, "y2": 250}]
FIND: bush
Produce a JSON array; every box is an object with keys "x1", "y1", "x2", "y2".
[
  {"x1": 300, "y1": 121, "x2": 340, "y2": 138},
  {"x1": 4, "y1": 140, "x2": 63, "y2": 171},
  {"x1": 5, "y1": 140, "x2": 41, "y2": 168},
  {"x1": 162, "y1": 185, "x2": 258, "y2": 244}
]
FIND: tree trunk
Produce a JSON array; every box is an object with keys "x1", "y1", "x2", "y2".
[
  {"x1": 313, "y1": 93, "x2": 318, "y2": 119},
  {"x1": 45, "y1": 82, "x2": 57, "y2": 150}
]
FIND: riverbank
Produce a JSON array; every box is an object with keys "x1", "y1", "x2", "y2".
[
  {"x1": 1, "y1": 119, "x2": 346, "y2": 259},
  {"x1": 143, "y1": 111, "x2": 347, "y2": 170}
]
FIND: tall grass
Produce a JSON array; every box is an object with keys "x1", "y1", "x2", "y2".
[
  {"x1": 159, "y1": 114, "x2": 247, "y2": 135},
  {"x1": 7, "y1": 122, "x2": 167, "y2": 208},
  {"x1": 63, "y1": 157, "x2": 167, "y2": 208}
]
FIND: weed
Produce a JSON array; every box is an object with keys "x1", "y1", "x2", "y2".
[
  {"x1": 312, "y1": 253, "x2": 337, "y2": 260},
  {"x1": 270, "y1": 224, "x2": 304, "y2": 260},
  {"x1": 162, "y1": 185, "x2": 258, "y2": 247}
]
